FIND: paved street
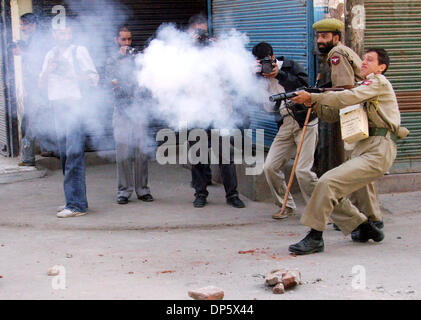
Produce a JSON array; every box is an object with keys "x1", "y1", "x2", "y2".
[{"x1": 0, "y1": 159, "x2": 420, "y2": 300}]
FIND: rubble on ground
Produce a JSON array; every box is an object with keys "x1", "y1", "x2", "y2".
[
  {"x1": 265, "y1": 269, "x2": 302, "y2": 294},
  {"x1": 47, "y1": 267, "x2": 60, "y2": 276},
  {"x1": 188, "y1": 286, "x2": 224, "y2": 300},
  {"x1": 273, "y1": 283, "x2": 285, "y2": 294}
]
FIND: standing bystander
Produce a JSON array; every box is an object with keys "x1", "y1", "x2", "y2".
[
  {"x1": 105, "y1": 24, "x2": 154, "y2": 205},
  {"x1": 39, "y1": 24, "x2": 99, "y2": 218}
]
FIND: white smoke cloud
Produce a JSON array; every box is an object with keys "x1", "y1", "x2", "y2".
[
  {"x1": 17, "y1": 1, "x2": 272, "y2": 160},
  {"x1": 136, "y1": 24, "x2": 269, "y2": 131}
]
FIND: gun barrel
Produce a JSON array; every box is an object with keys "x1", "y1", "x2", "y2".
[
  {"x1": 269, "y1": 87, "x2": 345, "y2": 102},
  {"x1": 269, "y1": 92, "x2": 297, "y2": 102}
]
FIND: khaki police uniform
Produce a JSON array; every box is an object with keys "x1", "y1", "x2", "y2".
[
  {"x1": 328, "y1": 44, "x2": 386, "y2": 225},
  {"x1": 264, "y1": 78, "x2": 319, "y2": 211},
  {"x1": 328, "y1": 42, "x2": 363, "y2": 87},
  {"x1": 326, "y1": 42, "x2": 384, "y2": 225},
  {"x1": 301, "y1": 73, "x2": 407, "y2": 235},
  {"x1": 314, "y1": 18, "x2": 382, "y2": 225},
  {"x1": 313, "y1": 18, "x2": 362, "y2": 88}
]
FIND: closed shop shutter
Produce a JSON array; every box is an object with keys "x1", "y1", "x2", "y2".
[
  {"x1": 365, "y1": 0, "x2": 421, "y2": 173},
  {"x1": 38, "y1": 0, "x2": 207, "y2": 151},
  {"x1": 0, "y1": 1, "x2": 18, "y2": 157},
  {"x1": 211, "y1": 0, "x2": 314, "y2": 147},
  {"x1": 0, "y1": 36, "x2": 8, "y2": 156}
]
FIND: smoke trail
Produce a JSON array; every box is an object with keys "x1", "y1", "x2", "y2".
[{"x1": 136, "y1": 24, "x2": 269, "y2": 132}]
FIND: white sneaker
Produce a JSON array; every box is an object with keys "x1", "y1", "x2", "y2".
[
  {"x1": 57, "y1": 208, "x2": 87, "y2": 218},
  {"x1": 57, "y1": 205, "x2": 89, "y2": 213}
]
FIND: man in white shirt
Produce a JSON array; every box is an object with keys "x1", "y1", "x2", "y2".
[{"x1": 39, "y1": 24, "x2": 99, "y2": 218}]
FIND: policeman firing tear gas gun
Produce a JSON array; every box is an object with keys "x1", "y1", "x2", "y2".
[{"x1": 287, "y1": 48, "x2": 410, "y2": 256}]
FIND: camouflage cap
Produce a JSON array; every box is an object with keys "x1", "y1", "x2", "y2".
[{"x1": 313, "y1": 18, "x2": 344, "y2": 33}]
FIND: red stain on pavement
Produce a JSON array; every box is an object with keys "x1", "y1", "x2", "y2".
[
  {"x1": 238, "y1": 250, "x2": 256, "y2": 254},
  {"x1": 192, "y1": 261, "x2": 211, "y2": 266},
  {"x1": 156, "y1": 270, "x2": 176, "y2": 274}
]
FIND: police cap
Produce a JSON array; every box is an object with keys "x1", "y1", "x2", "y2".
[{"x1": 313, "y1": 18, "x2": 344, "y2": 33}]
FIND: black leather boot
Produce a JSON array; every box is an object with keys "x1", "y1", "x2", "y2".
[
  {"x1": 352, "y1": 221, "x2": 384, "y2": 243},
  {"x1": 373, "y1": 220, "x2": 384, "y2": 229},
  {"x1": 289, "y1": 229, "x2": 324, "y2": 255},
  {"x1": 351, "y1": 225, "x2": 363, "y2": 242}
]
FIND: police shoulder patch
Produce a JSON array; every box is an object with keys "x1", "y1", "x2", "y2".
[{"x1": 331, "y1": 56, "x2": 341, "y2": 65}]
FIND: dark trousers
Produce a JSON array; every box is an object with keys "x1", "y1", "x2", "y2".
[
  {"x1": 192, "y1": 163, "x2": 238, "y2": 199},
  {"x1": 190, "y1": 130, "x2": 238, "y2": 199}
]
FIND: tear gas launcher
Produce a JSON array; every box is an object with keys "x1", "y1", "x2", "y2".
[{"x1": 269, "y1": 87, "x2": 345, "y2": 102}]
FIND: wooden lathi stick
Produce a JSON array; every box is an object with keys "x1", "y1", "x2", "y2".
[{"x1": 278, "y1": 107, "x2": 313, "y2": 216}]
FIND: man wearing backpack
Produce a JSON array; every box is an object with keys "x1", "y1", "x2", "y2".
[{"x1": 39, "y1": 23, "x2": 99, "y2": 218}]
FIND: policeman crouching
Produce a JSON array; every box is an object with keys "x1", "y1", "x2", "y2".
[{"x1": 288, "y1": 48, "x2": 409, "y2": 255}]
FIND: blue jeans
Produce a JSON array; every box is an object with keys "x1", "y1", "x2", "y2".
[{"x1": 53, "y1": 100, "x2": 88, "y2": 212}]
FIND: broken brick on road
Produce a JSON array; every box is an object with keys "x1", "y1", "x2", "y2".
[{"x1": 188, "y1": 286, "x2": 224, "y2": 300}]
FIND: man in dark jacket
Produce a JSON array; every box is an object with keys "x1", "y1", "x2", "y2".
[
  {"x1": 253, "y1": 42, "x2": 319, "y2": 220},
  {"x1": 15, "y1": 13, "x2": 55, "y2": 166},
  {"x1": 105, "y1": 25, "x2": 154, "y2": 205},
  {"x1": 188, "y1": 15, "x2": 245, "y2": 209}
]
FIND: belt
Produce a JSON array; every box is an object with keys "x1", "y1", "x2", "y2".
[{"x1": 369, "y1": 127, "x2": 398, "y2": 144}]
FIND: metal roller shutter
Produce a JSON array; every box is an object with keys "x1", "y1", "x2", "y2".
[
  {"x1": 365, "y1": 0, "x2": 421, "y2": 173},
  {"x1": 0, "y1": 1, "x2": 18, "y2": 157},
  {"x1": 0, "y1": 36, "x2": 8, "y2": 156},
  {"x1": 211, "y1": 0, "x2": 314, "y2": 147},
  {"x1": 38, "y1": 0, "x2": 207, "y2": 151}
]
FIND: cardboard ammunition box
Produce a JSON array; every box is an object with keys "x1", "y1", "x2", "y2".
[{"x1": 339, "y1": 104, "x2": 369, "y2": 144}]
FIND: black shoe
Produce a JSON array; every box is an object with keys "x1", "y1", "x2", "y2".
[
  {"x1": 226, "y1": 196, "x2": 245, "y2": 208},
  {"x1": 333, "y1": 223, "x2": 341, "y2": 231},
  {"x1": 351, "y1": 226, "x2": 363, "y2": 242},
  {"x1": 193, "y1": 195, "x2": 207, "y2": 208},
  {"x1": 289, "y1": 231, "x2": 324, "y2": 255},
  {"x1": 117, "y1": 196, "x2": 129, "y2": 204},
  {"x1": 373, "y1": 220, "x2": 384, "y2": 229},
  {"x1": 137, "y1": 194, "x2": 154, "y2": 202},
  {"x1": 353, "y1": 221, "x2": 384, "y2": 243}
]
